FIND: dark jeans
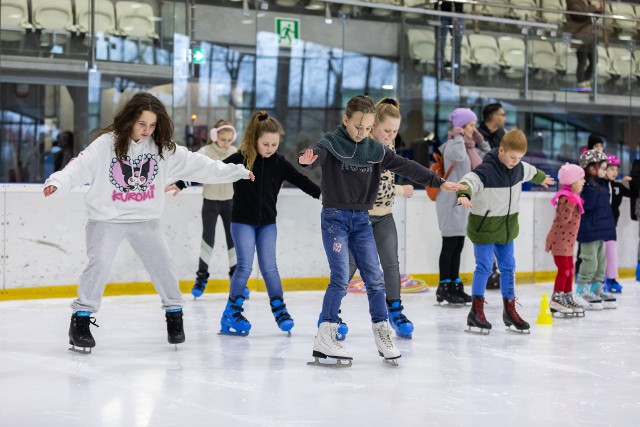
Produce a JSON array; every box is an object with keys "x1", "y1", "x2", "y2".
[
  {"x1": 439, "y1": 16, "x2": 464, "y2": 77},
  {"x1": 349, "y1": 213, "x2": 402, "y2": 300},
  {"x1": 439, "y1": 236, "x2": 465, "y2": 281},
  {"x1": 320, "y1": 208, "x2": 387, "y2": 323},
  {"x1": 229, "y1": 222, "x2": 282, "y2": 299},
  {"x1": 576, "y1": 43, "x2": 594, "y2": 83}
]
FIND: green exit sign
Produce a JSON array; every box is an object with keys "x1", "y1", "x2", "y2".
[{"x1": 192, "y1": 48, "x2": 205, "y2": 64}]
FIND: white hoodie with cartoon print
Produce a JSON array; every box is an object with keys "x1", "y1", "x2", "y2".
[{"x1": 44, "y1": 132, "x2": 250, "y2": 223}]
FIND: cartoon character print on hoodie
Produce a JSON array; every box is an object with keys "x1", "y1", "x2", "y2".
[{"x1": 110, "y1": 154, "x2": 158, "y2": 193}]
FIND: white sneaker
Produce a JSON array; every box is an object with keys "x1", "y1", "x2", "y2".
[
  {"x1": 313, "y1": 322, "x2": 352, "y2": 359},
  {"x1": 372, "y1": 321, "x2": 401, "y2": 360}
]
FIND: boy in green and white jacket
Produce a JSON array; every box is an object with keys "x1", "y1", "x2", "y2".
[{"x1": 456, "y1": 129, "x2": 555, "y2": 334}]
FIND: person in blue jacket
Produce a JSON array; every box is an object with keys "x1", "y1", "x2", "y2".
[{"x1": 575, "y1": 149, "x2": 617, "y2": 310}]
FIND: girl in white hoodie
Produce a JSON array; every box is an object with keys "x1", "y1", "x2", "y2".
[{"x1": 43, "y1": 92, "x2": 253, "y2": 354}]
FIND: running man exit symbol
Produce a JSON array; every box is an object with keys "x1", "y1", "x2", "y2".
[{"x1": 276, "y1": 18, "x2": 300, "y2": 47}]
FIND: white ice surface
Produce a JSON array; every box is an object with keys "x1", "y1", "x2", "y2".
[{"x1": 1, "y1": 281, "x2": 639, "y2": 427}]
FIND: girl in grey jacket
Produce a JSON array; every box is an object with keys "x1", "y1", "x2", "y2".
[{"x1": 435, "y1": 108, "x2": 490, "y2": 305}]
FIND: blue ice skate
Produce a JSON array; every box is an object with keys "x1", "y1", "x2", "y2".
[
  {"x1": 636, "y1": 261, "x2": 640, "y2": 282},
  {"x1": 191, "y1": 272, "x2": 209, "y2": 299},
  {"x1": 386, "y1": 299, "x2": 414, "y2": 339},
  {"x1": 317, "y1": 310, "x2": 348, "y2": 341},
  {"x1": 219, "y1": 296, "x2": 251, "y2": 336},
  {"x1": 270, "y1": 297, "x2": 294, "y2": 334},
  {"x1": 243, "y1": 286, "x2": 251, "y2": 299},
  {"x1": 604, "y1": 278, "x2": 623, "y2": 294}
]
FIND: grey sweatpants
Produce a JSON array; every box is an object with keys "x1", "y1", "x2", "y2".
[
  {"x1": 349, "y1": 213, "x2": 402, "y2": 300},
  {"x1": 70, "y1": 220, "x2": 184, "y2": 313}
]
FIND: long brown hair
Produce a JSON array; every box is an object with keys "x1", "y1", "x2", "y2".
[
  {"x1": 345, "y1": 95, "x2": 377, "y2": 120},
  {"x1": 97, "y1": 92, "x2": 175, "y2": 161},
  {"x1": 239, "y1": 111, "x2": 284, "y2": 171}
]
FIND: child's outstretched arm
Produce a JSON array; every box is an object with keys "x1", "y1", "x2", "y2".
[
  {"x1": 523, "y1": 162, "x2": 555, "y2": 188},
  {"x1": 43, "y1": 137, "x2": 103, "y2": 197},
  {"x1": 381, "y1": 149, "x2": 467, "y2": 190},
  {"x1": 284, "y1": 159, "x2": 321, "y2": 199},
  {"x1": 455, "y1": 171, "x2": 484, "y2": 209},
  {"x1": 168, "y1": 146, "x2": 253, "y2": 184}
]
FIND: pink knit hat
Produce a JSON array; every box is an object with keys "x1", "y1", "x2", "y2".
[
  {"x1": 558, "y1": 162, "x2": 585, "y2": 186},
  {"x1": 448, "y1": 108, "x2": 477, "y2": 128}
]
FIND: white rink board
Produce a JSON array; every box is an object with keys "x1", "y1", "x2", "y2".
[{"x1": 1, "y1": 185, "x2": 638, "y2": 289}]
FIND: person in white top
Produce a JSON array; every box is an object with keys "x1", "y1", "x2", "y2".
[{"x1": 43, "y1": 92, "x2": 254, "y2": 354}]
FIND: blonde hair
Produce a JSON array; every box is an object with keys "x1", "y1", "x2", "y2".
[
  {"x1": 207, "y1": 119, "x2": 233, "y2": 145},
  {"x1": 375, "y1": 97, "x2": 401, "y2": 122},
  {"x1": 500, "y1": 129, "x2": 527, "y2": 152},
  {"x1": 239, "y1": 111, "x2": 284, "y2": 171}
]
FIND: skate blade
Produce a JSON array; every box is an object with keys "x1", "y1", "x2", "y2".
[
  {"x1": 464, "y1": 326, "x2": 490, "y2": 335},
  {"x1": 306, "y1": 356, "x2": 352, "y2": 368},
  {"x1": 602, "y1": 303, "x2": 617, "y2": 309},
  {"x1": 68, "y1": 345, "x2": 92, "y2": 355},
  {"x1": 383, "y1": 358, "x2": 399, "y2": 367},
  {"x1": 434, "y1": 302, "x2": 465, "y2": 308},
  {"x1": 505, "y1": 325, "x2": 531, "y2": 334},
  {"x1": 551, "y1": 311, "x2": 574, "y2": 318},
  {"x1": 218, "y1": 331, "x2": 249, "y2": 337}
]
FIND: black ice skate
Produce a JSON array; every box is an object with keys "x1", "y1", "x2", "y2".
[
  {"x1": 68, "y1": 312, "x2": 99, "y2": 354},
  {"x1": 436, "y1": 280, "x2": 465, "y2": 306},
  {"x1": 166, "y1": 310, "x2": 186, "y2": 348},
  {"x1": 486, "y1": 261, "x2": 501, "y2": 290},
  {"x1": 452, "y1": 278, "x2": 472, "y2": 304},
  {"x1": 465, "y1": 296, "x2": 492, "y2": 335},
  {"x1": 503, "y1": 297, "x2": 531, "y2": 334}
]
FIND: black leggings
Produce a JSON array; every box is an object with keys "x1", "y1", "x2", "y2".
[
  {"x1": 197, "y1": 199, "x2": 234, "y2": 275},
  {"x1": 439, "y1": 236, "x2": 465, "y2": 281}
]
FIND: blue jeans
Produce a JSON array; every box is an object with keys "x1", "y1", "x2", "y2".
[
  {"x1": 229, "y1": 222, "x2": 282, "y2": 299},
  {"x1": 471, "y1": 241, "x2": 516, "y2": 300},
  {"x1": 320, "y1": 208, "x2": 387, "y2": 323}
]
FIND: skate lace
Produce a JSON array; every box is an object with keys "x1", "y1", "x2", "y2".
[
  {"x1": 507, "y1": 299, "x2": 524, "y2": 323},
  {"x1": 329, "y1": 325, "x2": 345, "y2": 349},
  {"x1": 563, "y1": 294, "x2": 579, "y2": 308},
  {"x1": 77, "y1": 316, "x2": 99, "y2": 334},
  {"x1": 473, "y1": 298, "x2": 488, "y2": 322},
  {"x1": 376, "y1": 324, "x2": 394, "y2": 349}
]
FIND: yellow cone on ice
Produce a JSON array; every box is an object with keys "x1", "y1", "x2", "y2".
[{"x1": 536, "y1": 293, "x2": 553, "y2": 325}]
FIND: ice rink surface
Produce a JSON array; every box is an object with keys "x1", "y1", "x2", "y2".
[{"x1": 1, "y1": 281, "x2": 638, "y2": 427}]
